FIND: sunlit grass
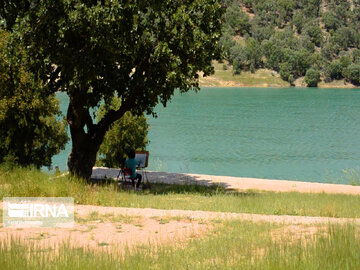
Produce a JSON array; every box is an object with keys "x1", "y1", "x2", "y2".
[
  {"x1": 0, "y1": 221, "x2": 359, "y2": 269},
  {"x1": 1, "y1": 166, "x2": 360, "y2": 218},
  {"x1": 199, "y1": 61, "x2": 290, "y2": 87}
]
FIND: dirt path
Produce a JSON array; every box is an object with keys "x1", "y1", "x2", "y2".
[
  {"x1": 74, "y1": 204, "x2": 360, "y2": 225},
  {"x1": 0, "y1": 204, "x2": 210, "y2": 252},
  {"x1": 1, "y1": 204, "x2": 359, "y2": 253},
  {"x1": 92, "y1": 168, "x2": 360, "y2": 195}
]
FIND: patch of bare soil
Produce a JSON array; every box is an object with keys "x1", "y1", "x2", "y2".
[
  {"x1": 0, "y1": 205, "x2": 210, "y2": 254},
  {"x1": 1, "y1": 203, "x2": 359, "y2": 255}
]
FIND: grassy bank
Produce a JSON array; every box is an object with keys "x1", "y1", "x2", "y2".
[
  {"x1": 1, "y1": 167, "x2": 360, "y2": 218},
  {"x1": 199, "y1": 61, "x2": 356, "y2": 89},
  {"x1": 1, "y1": 221, "x2": 359, "y2": 269}
]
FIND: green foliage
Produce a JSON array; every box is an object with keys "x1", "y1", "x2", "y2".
[
  {"x1": 224, "y1": 3, "x2": 251, "y2": 35},
  {"x1": 280, "y1": 62, "x2": 295, "y2": 85},
  {"x1": 352, "y1": 49, "x2": 360, "y2": 64},
  {"x1": 300, "y1": 35, "x2": 315, "y2": 52},
  {"x1": 2, "y1": 166, "x2": 360, "y2": 218},
  {"x1": 330, "y1": 0, "x2": 351, "y2": 25},
  {"x1": 332, "y1": 27, "x2": 358, "y2": 50},
  {"x1": 251, "y1": 23, "x2": 274, "y2": 42},
  {"x1": 325, "y1": 61, "x2": 343, "y2": 81},
  {"x1": 96, "y1": 99, "x2": 148, "y2": 168},
  {"x1": 230, "y1": 44, "x2": 248, "y2": 74},
  {"x1": 270, "y1": 27, "x2": 298, "y2": 50},
  {"x1": 0, "y1": 30, "x2": 68, "y2": 168},
  {"x1": 351, "y1": 7, "x2": 360, "y2": 28},
  {"x1": 343, "y1": 64, "x2": 360, "y2": 85},
  {"x1": 304, "y1": 68, "x2": 321, "y2": 87},
  {"x1": 231, "y1": 38, "x2": 262, "y2": 74},
  {"x1": 293, "y1": 11, "x2": 306, "y2": 34},
  {"x1": 277, "y1": 0, "x2": 295, "y2": 26},
  {"x1": 1, "y1": 0, "x2": 223, "y2": 178},
  {"x1": 322, "y1": 11, "x2": 341, "y2": 32},
  {"x1": 262, "y1": 40, "x2": 285, "y2": 71},
  {"x1": 219, "y1": 0, "x2": 360, "y2": 85},
  {"x1": 303, "y1": 0, "x2": 321, "y2": 18},
  {"x1": 218, "y1": 32, "x2": 236, "y2": 60},
  {"x1": 281, "y1": 49, "x2": 312, "y2": 78},
  {"x1": 244, "y1": 38, "x2": 262, "y2": 72},
  {"x1": 321, "y1": 41, "x2": 340, "y2": 61},
  {"x1": 303, "y1": 20, "x2": 323, "y2": 47}
]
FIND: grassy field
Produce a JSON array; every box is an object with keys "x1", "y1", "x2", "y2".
[
  {"x1": 1, "y1": 166, "x2": 360, "y2": 269},
  {"x1": 0, "y1": 221, "x2": 359, "y2": 269},
  {"x1": 1, "y1": 166, "x2": 360, "y2": 218},
  {"x1": 199, "y1": 61, "x2": 289, "y2": 87}
]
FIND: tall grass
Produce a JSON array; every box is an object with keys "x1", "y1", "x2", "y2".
[
  {"x1": 1, "y1": 166, "x2": 360, "y2": 218},
  {"x1": 0, "y1": 221, "x2": 359, "y2": 269}
]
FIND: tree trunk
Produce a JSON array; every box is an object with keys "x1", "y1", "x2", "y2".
[
  {"x1": 67, "y1": 137, "x2": 99, "y2": 180},
  {"x1": 66, "y1": 92, "x2": 104, "y2": 180},
  {"x1": 66, "y1": 89, "x2": 129, "y2": 180}
]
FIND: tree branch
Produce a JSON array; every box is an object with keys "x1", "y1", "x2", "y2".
[{"x1": 47, "y1": 66, "x2": 62, "y2": 93}]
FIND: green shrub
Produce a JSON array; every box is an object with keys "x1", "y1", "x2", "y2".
[
  {"x1": 304, "y1": 68, "x2": 321, "y2": 87},
  {"x1": 343, "y1": 64, "x2": 360, "y2": 85},
  {"x1": 325, "y1": 61, "x2": 343, "y2": 81},
  {"x1": 96, "y1": 98, "x2": 148, "y2": 168}
]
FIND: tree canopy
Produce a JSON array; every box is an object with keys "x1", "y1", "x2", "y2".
[{"x1": 0, "y1": 0, "x2": 223, "y2": 178}]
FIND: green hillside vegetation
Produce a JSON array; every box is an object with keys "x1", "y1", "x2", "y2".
[{"x1": 213, "y1": 0, "x2": 360, "y2": 87}]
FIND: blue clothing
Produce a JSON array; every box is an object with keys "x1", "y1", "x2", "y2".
[{"x1": 125, "y1": 158, "x2": 138, "y2": 178}]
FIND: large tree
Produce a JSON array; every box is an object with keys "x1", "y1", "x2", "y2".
[{"x1": 0, "y1": 1, "x2": 222, "y2": 179}]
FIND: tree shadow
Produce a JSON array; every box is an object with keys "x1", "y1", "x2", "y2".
[
  {"x1": 144, "y1": 171, "x2": 259, "y2": 197},
  {"x1": 90, "y1": 167, "x2": 259, "y2": 197},
  {"x1": 143, "y1": 182, "x2": 257, "y2": 197}
]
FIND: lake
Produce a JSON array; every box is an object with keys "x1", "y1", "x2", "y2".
[{"x1": 54, "y1": 88, "x2": 360, "y2": 183}]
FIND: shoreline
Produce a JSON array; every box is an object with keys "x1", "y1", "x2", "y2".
[
  {"x1": 199, "y1": 84, "x2": 359, "y2": 89},
  {"x1": 91, "y1": 167, "x2": 360, "y2": 195},
  {"x1": 199, "y1": 65, "x2": 360, "y2": 89}
]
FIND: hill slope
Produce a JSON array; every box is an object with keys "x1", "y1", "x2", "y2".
[{"x1": 218, "y1": 0, "x2": 360, "y2": 87}]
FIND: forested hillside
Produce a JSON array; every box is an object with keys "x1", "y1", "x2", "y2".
[{"x1": 219, "y1": 0, "x2": 360, "y2": 87}]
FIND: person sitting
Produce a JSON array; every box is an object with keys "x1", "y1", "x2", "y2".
[{"x1": 125, "y1": 150, "x2": 142, "y2": 189}]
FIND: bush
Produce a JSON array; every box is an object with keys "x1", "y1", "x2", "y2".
[
  {"x1": 325, "y1": 61, "x2": 343, "y2": 81},
  {"x1": 96, "y1": 98, "x2": 149, "y2": 168},
  {"x1": 230, "y1": 44, "x2": 248, "y2": 74},
  {"x1": 343, "y1": 64, "x2": 360, "y2": 85},
  {"x1": 280, "y1": 62, "x2": 295, "y2": 85},
  {"x1": 224, "y1": 4, "x2": 251, "y2": 36},
  {"x1": 322, "y1": 11, "x2": 341, "y2": 32},
  {"x1": 304, "y1": 21, "x2": 323, "y2": 47},
  {"x1": 304, "y1": 68, "x2": 321, "y2": 87}
]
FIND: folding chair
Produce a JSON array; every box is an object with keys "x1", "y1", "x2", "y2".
[{"x1": 119, "y1": 167, "x2": 137, "y2": 189}]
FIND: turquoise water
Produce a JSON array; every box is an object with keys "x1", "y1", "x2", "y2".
[{"x1": 54, "y1": 88, "x2": 360, "y2": 183}]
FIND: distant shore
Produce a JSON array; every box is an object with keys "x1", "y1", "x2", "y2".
[{"x1": 199, "y1": 63, "x2": 359, "y2": 89}]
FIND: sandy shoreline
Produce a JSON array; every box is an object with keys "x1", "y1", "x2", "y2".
[{"x1": 91, "y1": 167, "x2": 360, "y2": 195}]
